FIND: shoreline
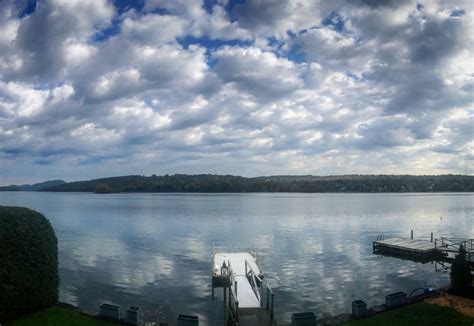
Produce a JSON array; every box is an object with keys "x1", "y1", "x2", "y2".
[{"x1": 4, "y1": 289, "x2": 473, "y2": 325}]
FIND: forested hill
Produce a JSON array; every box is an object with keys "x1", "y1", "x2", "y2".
[
  {"x1": 39, "y1": 174, "x2": 474, "y2": 193},
  {"x1": 0, "y1": 180, "x2": 65, "y2": 191}
]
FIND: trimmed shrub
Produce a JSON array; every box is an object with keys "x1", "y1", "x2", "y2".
[{"x1": 0, "y1": 206, "x2": 59, "y2": 320}]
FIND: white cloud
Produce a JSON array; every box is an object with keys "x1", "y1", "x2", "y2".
[
  {"x1": 0, "y1": 0, "x2": 473, "y2": 184},
  {"x1": 213, "y1": 46, "x2": 304, "y2": 100}
]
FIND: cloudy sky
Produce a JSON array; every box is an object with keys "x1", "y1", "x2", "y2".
[{"x1": 0, "y1": 0, "x2": 473, "y2": 184}]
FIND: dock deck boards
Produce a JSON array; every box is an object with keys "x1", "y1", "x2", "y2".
[
  {"x1": 374, "y1": 238, "x2": 436, "y2": 253},
  {"x1": 374, "y1": 236, "x2": 474, "y2": 269},
  {"x1": 234, "y1": 275, "x2": 261, "y2": 308}
]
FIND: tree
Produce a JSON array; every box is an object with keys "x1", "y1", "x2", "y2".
[
  {"x1": 450, "y1": 245, "x2": 472, "y2": 290},
  {"x1": 94, "y1": 183, "x2": 115, "y2": 193}
]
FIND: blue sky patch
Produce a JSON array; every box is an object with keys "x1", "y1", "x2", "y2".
[
  {"x1": 284, "y1": 30, "x2": 307, "y2": 63},
  {"x1": 267, "y1": 36, "x2": 284, "y2": 49},
  {"x1": 91, "y1": 18, "x2": 122, "y2": 43},
  {"x1": 203, "y1": 0, "x2": 219, "y2": 14},
  {"x1": 178, "y1": 36, "x2": 253, "y2": 67},
  {"x1": 450, "y1": 8, "x2": 465, "y2": 17},
  {"x1": 285, "y1": 49, "x2": 306, "y2": 64},
  {"x1": 18, "y1": 0, "x2": 37, "y2": 18},
  {"x1": 226, "y1": 0, "x2": 246, "y2": 11},
  {"x1": 147, "y1": 7, "x2": 173, "y2": 15},
  {"x1": 112, "y1": 0, "x2": 145, "y2": 15},
  {"x1": 322, "y1": 11, "x2": 345, "y2": 32}
]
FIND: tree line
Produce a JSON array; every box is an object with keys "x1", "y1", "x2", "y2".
[{"x1": 37, "y1": 174, "x2": 474, "y2": 193}]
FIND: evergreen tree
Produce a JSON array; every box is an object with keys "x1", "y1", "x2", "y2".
[{"x1": 450, "y1": 245, "x2": 472, "y2": 289}]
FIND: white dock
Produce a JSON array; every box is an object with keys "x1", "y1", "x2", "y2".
[
  {"x1": 211, "y1": 249, "x2": 276, "y2": 325},
  {"x1": 213, "y1": 252, "x2": 260, "y2": 278},
  {"x1": 212, "y1": 252, "x2": 262, "y2": 309}
]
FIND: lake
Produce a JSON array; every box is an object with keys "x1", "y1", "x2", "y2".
[{"x1": 0, "y1": 192, "x2": 472, "y2": 324}]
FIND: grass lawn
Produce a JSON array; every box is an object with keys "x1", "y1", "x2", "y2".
[
  {"x1": 340, "y1": 301, "x2": 474, "y2": 326},
  {"x1": 4, "y1": 307, "x2": 118, "y2": 326}
]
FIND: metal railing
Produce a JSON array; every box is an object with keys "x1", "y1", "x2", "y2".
[
  {"x1": 435, "y1": 237, "x2": 474, "y2": 252},
  {"x1": 265, "y1": 285, "x2": 275, "y2": 320},
  {"x1": 228, "y1": 270, "x2": 239, "y2": 324},
  {"x1": 245, "y1": 259, "x2": 262, "y2": 304},
  {"x1": 212, "y1": 242, "x2": 257, "y2": 256}
]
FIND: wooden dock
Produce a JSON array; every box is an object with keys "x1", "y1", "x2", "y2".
[
  {"x1": 373, "y1": 238, "x2": 437, "y2": 257},
  {"x1": 373, "y1": 235, "x2": 474, "y2": 268}
]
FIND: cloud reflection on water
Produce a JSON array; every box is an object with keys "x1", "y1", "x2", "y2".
[{"x1": 0, "y1": 192, "x2": 472, "y2": 323}]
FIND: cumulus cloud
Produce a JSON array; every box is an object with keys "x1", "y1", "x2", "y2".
[{"x1": 0, "y1": 0, "x2": 473, "y2": 184}]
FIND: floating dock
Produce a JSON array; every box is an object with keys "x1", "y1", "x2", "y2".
[
  {"x1": 373, "y1": 238, "x2": 438, "y2": 258},
  {"x1": 373, "y1": 234, "x2": 474, "y2": 268}
]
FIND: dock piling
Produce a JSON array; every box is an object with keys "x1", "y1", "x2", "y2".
[
  {"x1": 266, "y1": 287, "x2": 270, "y2": 309},
  {"x1": 431, "y1": 232, "x2": 433, "y2": 243},
  {"x1": 411, "y1": 230, "x2": 413, "y2": 240},
  {"x1": 235, "y1": 301, "x2": 239, "y2": 322},
  {"x1": 271, "y1": 293, "x2": 274, "y2": 320},
  {"x1": 223, "y1": 287, "x2": 227, "y2": 311}
]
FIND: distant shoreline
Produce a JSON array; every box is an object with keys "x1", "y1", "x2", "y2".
[
  {"x1": 6, "y1": 191, "x2": 474, "y2": 195},
  {"x1": 2, "y1": 174, "x2": 471, "y2": 194}
]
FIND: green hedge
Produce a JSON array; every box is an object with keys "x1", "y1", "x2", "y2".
[{"x1": 0, "y1": 206, "x2": 59, "y2": 320}]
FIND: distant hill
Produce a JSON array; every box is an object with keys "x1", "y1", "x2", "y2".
[
  {"x1": 39, "y1": 174, "x2": 474, "y2": 193},
  {"x1": 0, "y1": 180, "x2": 66, "y2": 192}
]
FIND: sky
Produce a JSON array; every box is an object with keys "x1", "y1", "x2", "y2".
[{"x1": 0, "y1": 0, "x2": 473, "y2": 185}]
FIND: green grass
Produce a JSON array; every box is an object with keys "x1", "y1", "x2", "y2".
[
  {"x1": 340, "y1": 302, "x2": 474, "y2": 326},
  {"x1": 4, "y1": 307, "x2": 118, "y2": 326}
]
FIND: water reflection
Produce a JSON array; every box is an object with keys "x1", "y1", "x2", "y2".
[{"x1": 0, "y1": 192, "x2": 472, "y2": 323}]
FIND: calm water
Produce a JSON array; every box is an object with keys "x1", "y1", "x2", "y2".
[{"x1": 0, "y1": 192, "x2": 473, "y2": 324}]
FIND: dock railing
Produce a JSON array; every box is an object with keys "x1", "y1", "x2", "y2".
[
  {"x1": 228, "y1": 269, "x2": 239, "y2": 324},
  {"x1": 212, "y1": 242, "x2": 257, "y2": 255},
  {"x1": 245, "y1": 259, "x2": 262, "y2": 304},
  {"x1": 265, "y1": 285, "x2": 275, "y2": 320},
  {"x1": 435, "y1": 237, "x2": 473, "y2": 252}
]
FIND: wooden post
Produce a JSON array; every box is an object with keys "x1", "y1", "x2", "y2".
[
  {"x1": 235, "y1": 281, "x2": 237, "y2": 297},
  {"x1": 411, "y1": 230, "x2": 413, "y2": 240},
  {"x1": 235, "y1": 301, "x2": 239, "y2": 322},
  {"x1": 270, "y1": 293, "x2": 274, "y2": 319},
  {"x1": 223, "y1": 286, "x2": 227, "y2": 313},
  {"x1": 266, "y1": 287, "x2": 270, "y2": 309},
  {"x1": 431, "y1": 232, "x2": 433, "y2": 243}
]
